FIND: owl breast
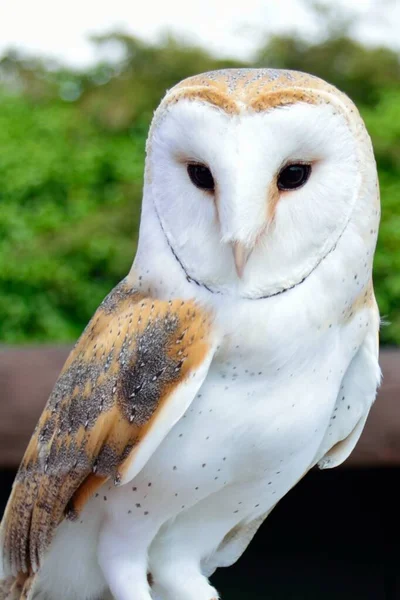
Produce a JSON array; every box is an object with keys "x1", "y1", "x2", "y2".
[{"x1": 100, "y1": 338, "x2": 350, "y2": 525}]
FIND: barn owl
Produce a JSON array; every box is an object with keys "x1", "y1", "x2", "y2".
[{"x1": 0, "y1": 69, "x2": 381, "y2": 600}]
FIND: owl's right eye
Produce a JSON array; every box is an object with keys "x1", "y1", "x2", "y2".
[{"x1": 187, "y1": 163, "x2": 215, "y2": 192}]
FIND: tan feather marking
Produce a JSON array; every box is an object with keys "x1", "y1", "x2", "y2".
[
  {"x1": 249, "y1": 89, "x2": 320, "y2": 112},
  {"x1": 164, "y1": 86, "x2": 239, "y2": 114},
  {"x1": 163, "y1": 84, "x2": 320, "y2": 116},
  {"x1": 0, "y1": 279, "x2": 214, "y2": 580},
  {"x1": 170, "y1": 69, "x2": 349, "y2": 109},
  {"x1": 267, "y1": 177, "x2": 281, "y2": 224},
  {"x1": 67, "y1": 474, "x2": 108, "y2": 517},
  {"x1": 341, "y1": 280, "x2": 375, "y2": 324}
]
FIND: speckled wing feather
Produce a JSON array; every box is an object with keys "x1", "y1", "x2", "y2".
[
  {"x1": 0, "y1": 574, "x2": 35, "y2": 600},
  {"x1": 0, "y1": 279, "x2": 215, "y2": 581}
]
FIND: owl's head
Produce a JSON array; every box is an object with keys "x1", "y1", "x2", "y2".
[{"x1": 139, "y1": 69, "x2": 379, "y2": 300}]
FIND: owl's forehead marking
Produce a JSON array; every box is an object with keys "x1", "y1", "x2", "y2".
[
  {"x1": 177, "y1": 68, "x2": 308, "y2": 94},
  {"x1": 162, "y1": 68, "x2": 348, "y2": 115}
]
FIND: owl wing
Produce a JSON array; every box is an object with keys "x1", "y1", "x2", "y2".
[
  {"x1": 317, "y1": 295, "x2": 381, "y2": 469},
  {"x1": 0, "y1": 279, "x2": 217, "y2": 580}
]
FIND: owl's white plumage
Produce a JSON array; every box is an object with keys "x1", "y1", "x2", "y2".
[{"x1": 0, "y1": 69, "x2": 380, "y2": 600}]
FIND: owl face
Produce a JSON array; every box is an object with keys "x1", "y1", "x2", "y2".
[{"x1": 144, "y1": 70, "x2": 378, "y2": 299}]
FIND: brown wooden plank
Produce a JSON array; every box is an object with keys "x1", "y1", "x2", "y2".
[
  {"x1": 0, "y1": 346, "x2": 399, "y2": 468},
  {"x1": 0, "y1": 346, "x2": 72, "y2": 468},
  {"x1": 345, "y1": 349, "x2": 400, "y2": 467}
]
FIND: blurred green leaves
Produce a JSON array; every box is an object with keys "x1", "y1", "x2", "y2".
[
  {"x1": 0, "y1": 94, "x2": 143, "y2": 341},
  {"x1": 0, "y1": 30, "x2": 399, "y2": 344}
]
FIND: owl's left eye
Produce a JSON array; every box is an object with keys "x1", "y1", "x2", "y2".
[
  {"x1": 277, "y1": 163, "x2": 311, "y2": 191},
  {"x1": 187, "y1": 163, "x2": 215, "y2": 192}
]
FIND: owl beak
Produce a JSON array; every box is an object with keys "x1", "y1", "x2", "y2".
[{"x1": 232, "y1": 242, "x2": 252, "y2": 278}]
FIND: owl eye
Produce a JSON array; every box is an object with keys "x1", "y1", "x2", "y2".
[
  {"x1": 277, "y1": 163, "x2": 311, "y2": 191},
  {"x1": 187, "y1": 163, "x2": 215, "y2": 192}
]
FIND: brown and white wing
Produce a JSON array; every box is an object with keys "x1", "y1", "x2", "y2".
[{"x1": 0, "y1": 279, "x2": 217, "y2": 580}]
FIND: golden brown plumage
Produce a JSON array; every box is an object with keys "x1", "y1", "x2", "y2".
[
  {"x1": 0, "y1": 278, "x2": 213, "y2": 585},
  {"x1": 162, "y1": 69, "x2": 357, "y2": 115}
]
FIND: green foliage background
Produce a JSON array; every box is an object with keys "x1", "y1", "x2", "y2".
[{"x1": 0, "y1": 30, "x2": 399, "y2": 344}]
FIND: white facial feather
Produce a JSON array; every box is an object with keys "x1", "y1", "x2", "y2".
[{"x1": 147, "y1": 97, "x2": 374, "y2": 298}]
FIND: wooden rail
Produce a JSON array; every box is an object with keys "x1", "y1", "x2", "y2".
[{"x1": 0, "y1": 346, "x2": 398, "y2": 468}]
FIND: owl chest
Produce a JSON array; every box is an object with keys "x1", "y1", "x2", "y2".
[
  {"x1": 102, "y1": 332, "x2": 354, "y2": 525},
  {"x1": 149, "y1": 353, "x2": 343, "y2": 487}
]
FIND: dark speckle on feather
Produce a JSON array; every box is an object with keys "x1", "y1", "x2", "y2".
[{"x1": 119, "y1": 313, "x2": 183, "y2": 425}]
